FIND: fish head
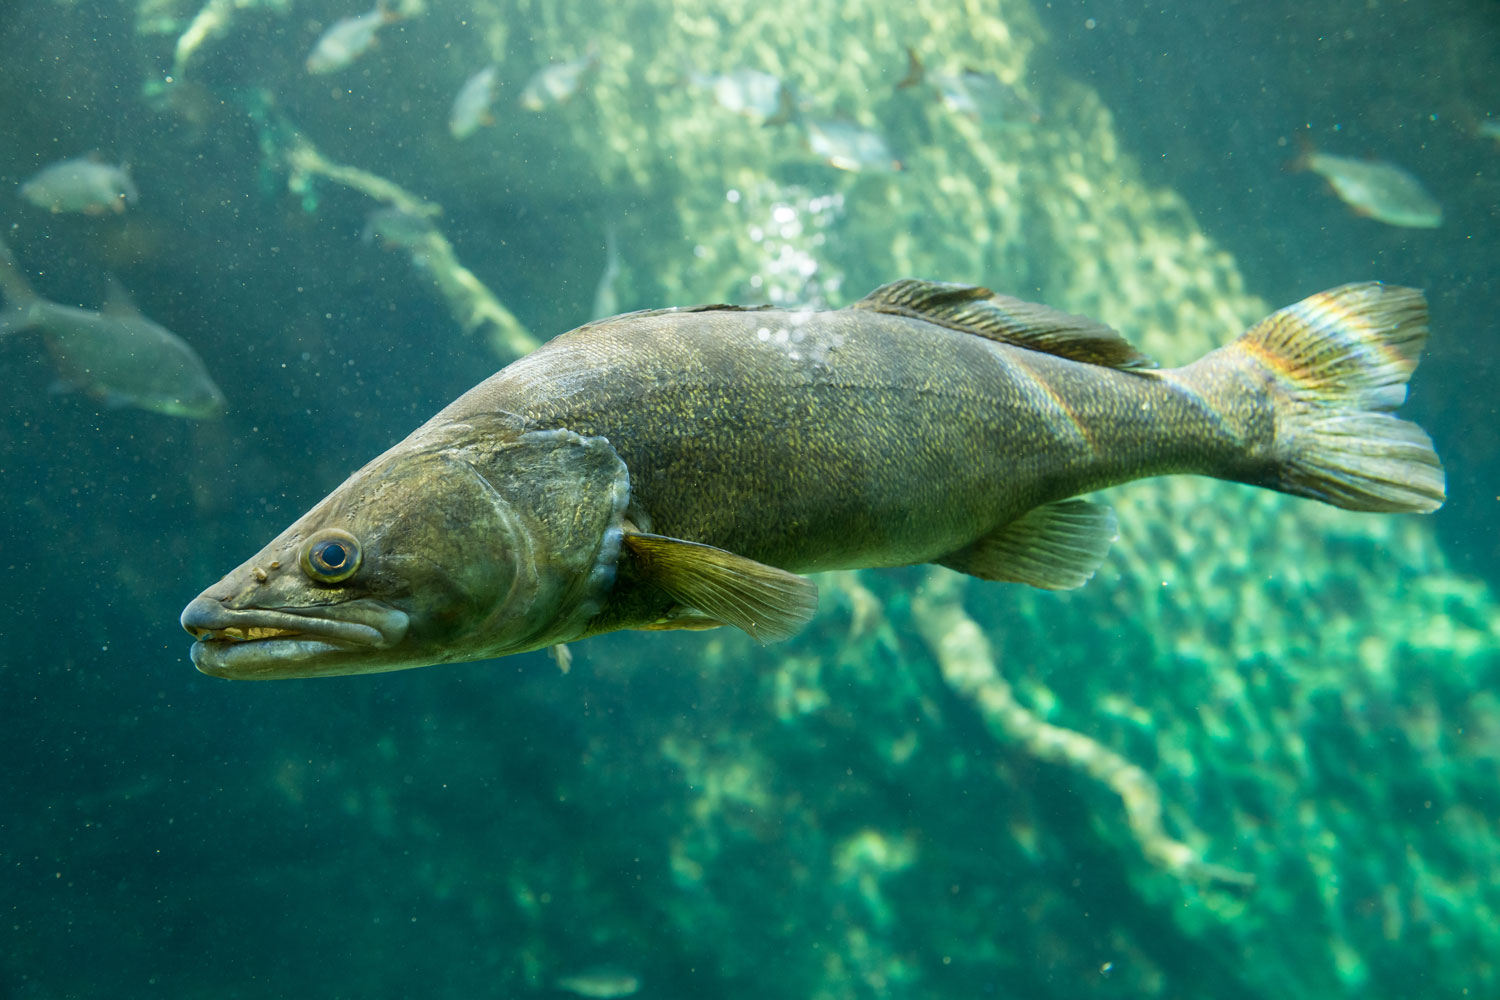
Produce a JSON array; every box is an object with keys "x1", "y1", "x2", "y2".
[
  {"x1": 182, "y1": 414, "x2": 631, "y2": 678},
  {"x1": 145, "y1": 375, "x2": 227, "y2": 420}
]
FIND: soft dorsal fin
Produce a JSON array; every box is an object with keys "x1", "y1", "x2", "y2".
[
  {"x1": 622, "y1": 530, "x2": 818, "y2": 643},
  {"x1": 853, "y1": 279, "x2": 1157, "y2": 370}
]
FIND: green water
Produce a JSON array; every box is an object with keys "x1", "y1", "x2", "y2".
[{"x1": 2, "y1": 0, "x2": 1497, "y2": 997}]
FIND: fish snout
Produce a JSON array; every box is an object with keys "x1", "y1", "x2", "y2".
[
  {"x1": 180, "y1": 594, "x2": 404, "y2": 646},
  {"x1": 180, "y1": 593, "x2": 303, "y2": 643},
  {"x1": 181, "y1": 594, "x2": 230, "y2": 640}
]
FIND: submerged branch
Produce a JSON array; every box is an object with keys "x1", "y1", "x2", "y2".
[
  {"x1": 912, "y1": 571, "x2": 1254, "y2": 889},
  {"x1": 246, "y1": 92, "x2": 537, "y2": 362}
]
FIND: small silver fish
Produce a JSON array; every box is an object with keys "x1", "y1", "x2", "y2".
[
  {"x1": 690, "y1": 66, "x2": 785, "y2": 120},
  {"x1": 1299, "y1": 150, "x2": 1442, "y2": 229},
  {"x1": 0, "y1": 236, "x2": 224, "y2": 419},
  {"x1": 804, "y1": 118, "x2": 901, "y2": 172},
  {"x1": 520, "y1": 45, "x2": 599, "y2": 111},
  {"x1": 553, "y1": 966, "x2": 641, "y2": 999},
  {"x1": 449, "y1": 65, "x2": 500, "y2": 139},
  {"x1": 305, "y1": 5, "x2": 397, "y2": 75},
  {"x1": 899, "y1": 49, "x2": 1041, "y2": 126},
  {"x1": 1477, "y1": 119, "x2": 1500, "y2": 142},
  {"x1": 20, "y1": 156, "x2": 138, "y2": 215}
]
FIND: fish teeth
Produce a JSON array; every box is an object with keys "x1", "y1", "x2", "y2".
[{"x1": 211, "y1": 626, "x2": 299, "y2": 642}]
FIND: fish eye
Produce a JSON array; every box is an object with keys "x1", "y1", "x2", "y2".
[{"x1": 300, "y1": 529, "x2": 362, "y2": 584}]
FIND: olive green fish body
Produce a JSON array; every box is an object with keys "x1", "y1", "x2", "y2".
[
  {"x1": 182, "y1": 280, "x2": 1444, "y2": 679},
  {"x1": 453, "y1": 307, "x2": 1247, "y2": 578}
]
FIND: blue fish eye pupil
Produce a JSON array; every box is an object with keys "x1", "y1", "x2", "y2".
[
  {"x1": 302, "y1": 531, "x2": 361, "y2": 582},
  {"x1": 317, "y1": 541, "x2": 347, "y2": 569}
]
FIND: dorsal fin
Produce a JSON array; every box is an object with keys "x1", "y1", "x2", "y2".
[
  {"x1": 102, "y1": 276, "x2": 144, "y2": 319},
  {"x1": 853, "y1": 279, "x2": 1156, "y2": 370}
]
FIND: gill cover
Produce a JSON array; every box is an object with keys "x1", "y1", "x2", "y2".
[{"x1": 416, "y1": 412, "x2": 631, "y2": 656}]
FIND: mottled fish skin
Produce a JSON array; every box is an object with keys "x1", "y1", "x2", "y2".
[
  {"x1": 182, "y1": 279, "x2": 1442, "y2": 679},
  {"x1": 469, "y1": 308, "x2": 1219, "y2": 579},
  {"x1": 19, "y1": 156, "x2": 137, "y2": 215}
]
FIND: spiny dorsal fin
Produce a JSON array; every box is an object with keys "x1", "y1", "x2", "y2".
[
  {"x1": 854, "y1": 279, "x2": 1156, "y2": 370},
  {"x1": 937, "y1": 499, "x2": 1118, "y2": 590},
  {"x1": 622, "y1": 530, "x2": 818, "y2": 643}
]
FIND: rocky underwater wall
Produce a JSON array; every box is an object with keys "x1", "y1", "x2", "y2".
[
  {"x1": 42, "y1": 0, "x2": 1493, "y2": 995},
  {"x1": 428, "y1": 0, "x2": 1500, "y2": 995}
]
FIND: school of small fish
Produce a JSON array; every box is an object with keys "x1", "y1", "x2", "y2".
[{"x1": 4, "y1": 4, "x2": 1463, "y2": 425}]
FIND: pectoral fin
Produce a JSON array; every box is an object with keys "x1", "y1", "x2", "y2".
[
  {"x1": 622, "y1": 531, "x2": 818, "y2": 643},
  {"x1": 938, "y1": 499, "x2": 1117, "y2": 590}
]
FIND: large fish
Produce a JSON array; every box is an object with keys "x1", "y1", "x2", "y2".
[{"x1": 181, "y1": 280, "x2": 1444, "y2": 679}]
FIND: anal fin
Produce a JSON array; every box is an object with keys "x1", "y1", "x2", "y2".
[
  {"x1": 622, "y1": 531, "x2": 818, "y2": 643},
  {"x1": 938, "y1": 499, "x2": 1118, "y2": 590}
]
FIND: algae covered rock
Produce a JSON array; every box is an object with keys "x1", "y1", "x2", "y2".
[{"x1": 440, "y1": 0, "x2": 1500, "y2": 996}]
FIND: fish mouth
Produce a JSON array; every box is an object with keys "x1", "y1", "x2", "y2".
[{"x1": 181, "y1": 596, "x2": 410, "y2": 679}]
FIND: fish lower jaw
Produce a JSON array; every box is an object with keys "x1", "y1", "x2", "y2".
[
  {"x1": 190, "y1": 635, "x2": 354, "y2": 679},
  {"x1": 179, "y1": 595, "x2": 412, "y2": 678}
]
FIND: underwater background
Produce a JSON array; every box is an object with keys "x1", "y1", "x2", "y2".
[{"x1": 2, "y1": 0, "x2": 1497, "y2": 996}]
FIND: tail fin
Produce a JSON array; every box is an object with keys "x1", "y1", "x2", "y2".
[
  {"x1": 0, "y1": 234, "x2": 41, "y2": 335},
  {"x1": 1232, "y1": 282, "x2": 1444, "y2": 513}
]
